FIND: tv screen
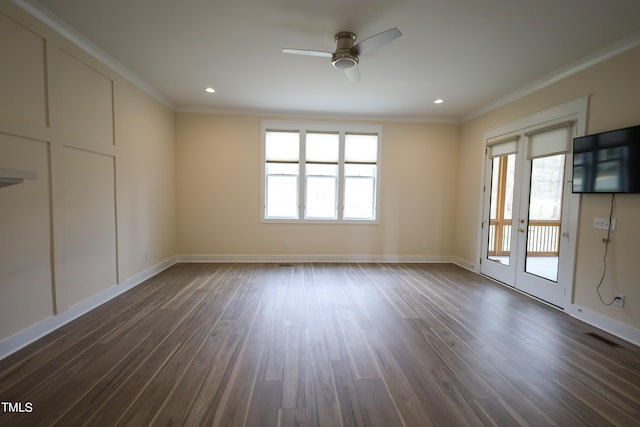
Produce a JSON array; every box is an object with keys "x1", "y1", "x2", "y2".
[{"x1": 572, "y1": 124, "x2": 640, "y2": 193}]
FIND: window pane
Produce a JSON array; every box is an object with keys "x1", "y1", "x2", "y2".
[
  {"x1": 528, "y1": 154, "x2": 565, "y2": 221},
  {"x1": 306, "y1": 132, "x2": 339, "y2": 162},
  {"x1": 266, "y1": 163, "x2": 298, "y2": 174},
  {"x1": 307, "y1": 163, "x2": 337, "y2": 176},
  {"x1": 490, "y1": 157, "x2": 499, "y2": 220},
  {"x1": 306, "y1": 176, "x2": 337, "y2": 219},
  {"x1": 344, "y1": 177, "x2": 374, "y2": 219},
  {"x1": 344, "y1": 163, "x2": 375, "y2": 177},
  {"x1": 266, "y1": 175, "x2": 298, "y2": 218},
  {"x1": 266, "y1": 131, "x2": 299, "y2": 161},
  {"x1": 486, "y1": 153, "x2": 515, "y2": 266},
  {"x1": 504, "y1": 154, "x2": 515, "y2": 220},
  {"x1": 345, "y1": 133, "x2": 377, "y2": 163},
  {"x1": 525, "y1": 153, "x2": 565, "y2": 282}
]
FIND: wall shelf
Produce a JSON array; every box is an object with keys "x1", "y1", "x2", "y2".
[{"x1": 0, "y1": 168, "x2": 37, "y2": 188}]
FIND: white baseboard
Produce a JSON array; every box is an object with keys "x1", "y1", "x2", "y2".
[
  {"x1": 177, "y1": 254, "x2": 454, "y2": 264},
  {"x1": 567, "y1": 305, "x2": 640, "y2": 348},
  {"x1": 0, "y1": 256, "x2": 177, "y2": 360},
  {"x1": 453, "y1": 257, "x2": 479, "y2": 272}
]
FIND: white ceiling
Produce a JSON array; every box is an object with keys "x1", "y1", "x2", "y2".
[{"x1": 17, "y1": 0, "x2": 640, "y2": 122}]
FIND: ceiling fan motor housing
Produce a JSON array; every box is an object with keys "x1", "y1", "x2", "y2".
[{"x1": 332, "y1": 31, "x2": 359, "y2": 70}]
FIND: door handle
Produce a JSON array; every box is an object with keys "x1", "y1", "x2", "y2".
[{"x1": 518, "y1": 227, "x2": 525, "y2": 233}]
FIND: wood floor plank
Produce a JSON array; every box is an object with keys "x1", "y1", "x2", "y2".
[
  {"x1": 353, "y1": 378, "x2": 405, "y2": 427},
  {"x1": 303, "y1": 325, "x2": 342, "y2": 427},
  {"x1": 554, "y1": 377, "x2": 640, "y2": 426},
  {"x1": 52, "y1": 318, "x2": 179, "y2": 426},
  {"x1": 282, "y1": 324, "x2": 306, "y2": 409},
  {"x1": 246, "y1": 380, "x2": 283, "y2": 427},
  {"x1": 388, "y1": 344, "x2": 486, "y2": 427},
  {"x1": 429, "y1": 326, "x2": 556, "y2": 426},
  {"x1": 2, "y1": 262, "x2": 640, "y2": 427},
  {"x1": 361, "y1": 328, "x2": 436, "y2": 427},
  {"x1": 212, "y1": 343, "x2": 265, "y2": 427},
  {"x1": 336, "y1": 309, "x2": 381, "y2": 380},
  {"x1": 182, "y1": 286, "x2": 263, "y2": 426},
  {"x1": 331, "y1": 359, "x2": 369, "y2": 427},
  {"x1": 278, "y1": 408, "x2": 309, "y2": 427},
  {"x1": 115, "y1": 292, "x2": 237, "y2": 426},
  {"x1": 473, "y1": 398, "x2": 524, "y2": 427},
  {"x1": 148, "y1": 317, "x2": 235, "y2": 425}
]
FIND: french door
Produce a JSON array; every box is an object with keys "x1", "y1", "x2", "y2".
[{"x1": 480, "y1": 122, "x2": 577, "y2": 308}]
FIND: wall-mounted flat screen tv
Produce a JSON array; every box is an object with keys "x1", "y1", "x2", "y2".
[{"x1": 572, "y1": 124, "x2": 640, "y2": 193}]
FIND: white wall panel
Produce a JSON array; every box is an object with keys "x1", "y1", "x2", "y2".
[
  {"x1": 0, "y1": 133, "x2": 53, "y2": 339},
  {"x1": 56, "y1": 50, "x2": 114, "y2": 151},
  {"x1": 62, "y1": 146, "x2": 117, "y2": 307},
  {"x1": 0, "y1": 12, "x2": 47, "y2": 129}
]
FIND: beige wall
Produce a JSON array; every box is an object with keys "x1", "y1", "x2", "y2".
[
  {"x1": 456, "y1": 45, "x2": 640, "y2": 331},
  {"x1": 0, "y1": 2, "x2": 176, "y2": 342},
  {"x1": 176, "y1": 113, "x2": 459, "y2": 260}
]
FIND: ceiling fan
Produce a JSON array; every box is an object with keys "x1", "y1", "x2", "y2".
[{"x1": 282, "y1": 27, "x2": 402, "y2": 82}]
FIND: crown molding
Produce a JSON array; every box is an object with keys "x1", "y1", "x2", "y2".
[
  {"x1": 463, "y1": 32, "x2": 640, "y2": 122},
  {"x1": 175, "y1": 105, "x2": 460, "y2": 124}
]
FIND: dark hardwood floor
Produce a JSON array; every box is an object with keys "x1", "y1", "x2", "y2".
[{"x1": 1, "y1": 263, "x2": 639, "y2": 426}]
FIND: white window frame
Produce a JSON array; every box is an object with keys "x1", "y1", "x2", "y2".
[{"x1": 261, "y1": 121, "x2": 382, "y2": 224}]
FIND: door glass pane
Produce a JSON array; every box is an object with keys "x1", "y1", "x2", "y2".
[
  {"x1": 487, "y1": 154, "x2": 515, "y2": 265},
  {"x1": 525, "y1": 154, "x2": 565, "y2": 281}
]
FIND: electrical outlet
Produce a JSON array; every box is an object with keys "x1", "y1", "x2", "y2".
[
  {"x1": 421, "y1": 241, "x2": 428, "y2": 249},
  {"x1": 593, "y1": 217, "x2": 616, "y2": 231},
  {"x1": 284, "y1": 240, "x2": 289, "y2": 248},
  {"x1": 613, "y1": 293, "x2": 625, "y2": 308}
]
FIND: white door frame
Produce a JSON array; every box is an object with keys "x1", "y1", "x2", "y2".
[{"x1": 476, "y1": 97, "x2": 589, "y2": 308}]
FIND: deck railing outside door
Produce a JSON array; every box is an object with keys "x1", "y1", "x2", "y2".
[{"x1": 489, "y1": 220, "x2": 560, "y2": 257}]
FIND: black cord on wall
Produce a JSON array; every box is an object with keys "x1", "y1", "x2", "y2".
[{"x1": 596, "y1": 193, "x2": 616, "y2": 306}]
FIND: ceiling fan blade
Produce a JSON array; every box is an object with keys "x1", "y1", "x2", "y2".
[
  {"x1": 353, "y1": 27, "x2": 402, "y2": 55},
  {"x1": 282, "y1": 48, "x2": 332, "y2": 57},
  {"x1": 345, "y1": 66, "x2": 361, "y2": 83}
]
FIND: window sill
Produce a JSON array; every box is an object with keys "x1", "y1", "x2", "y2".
[{"x1": 261, "y1": 218, "x2": 379, "y2": 225}]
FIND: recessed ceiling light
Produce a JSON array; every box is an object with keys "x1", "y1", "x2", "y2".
[
  {"x1": 205, "y1": 87, "x2": 215, "y2": 93},
  {"x1": 434, "y1": 98, "x2": 444, "y2": 104}
]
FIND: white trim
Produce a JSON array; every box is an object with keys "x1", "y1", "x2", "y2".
[
  {"x1": 567, "y1": 305, "x2": 640, "y2": 347},
  {"x1": 477, "y1": 97, "x2": 588, "y2": 308},
  {"x1": 11, "y1": 0, "x2": 175, "y2": 110},
  {"x1": 452, "y1": 257, "x2": 478, "y2": 272},
  {"x1": 176, "y1": 105, "x2": 459, "y2": 124},
  {"x1": 178, "y1": 254, "x2": 453, "y2": 264},
  {"x1": 0, "y1": 256, "x2": 177, "y2": 360},
  {"x1": 261, "y1": 121, "x2": 383, "y2": 224}
]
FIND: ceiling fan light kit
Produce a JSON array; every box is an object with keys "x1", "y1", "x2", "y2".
[{"x1": 331, "y1": 32, "x2": 359, "y2": 70}]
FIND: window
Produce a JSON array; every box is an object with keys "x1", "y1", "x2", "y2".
[
  {"x1": 262, "y1": 122, "x2": 381, "y2": 223},
  {"x1": 265, "y1": 130, "x2": 299, "y2": 218}
]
